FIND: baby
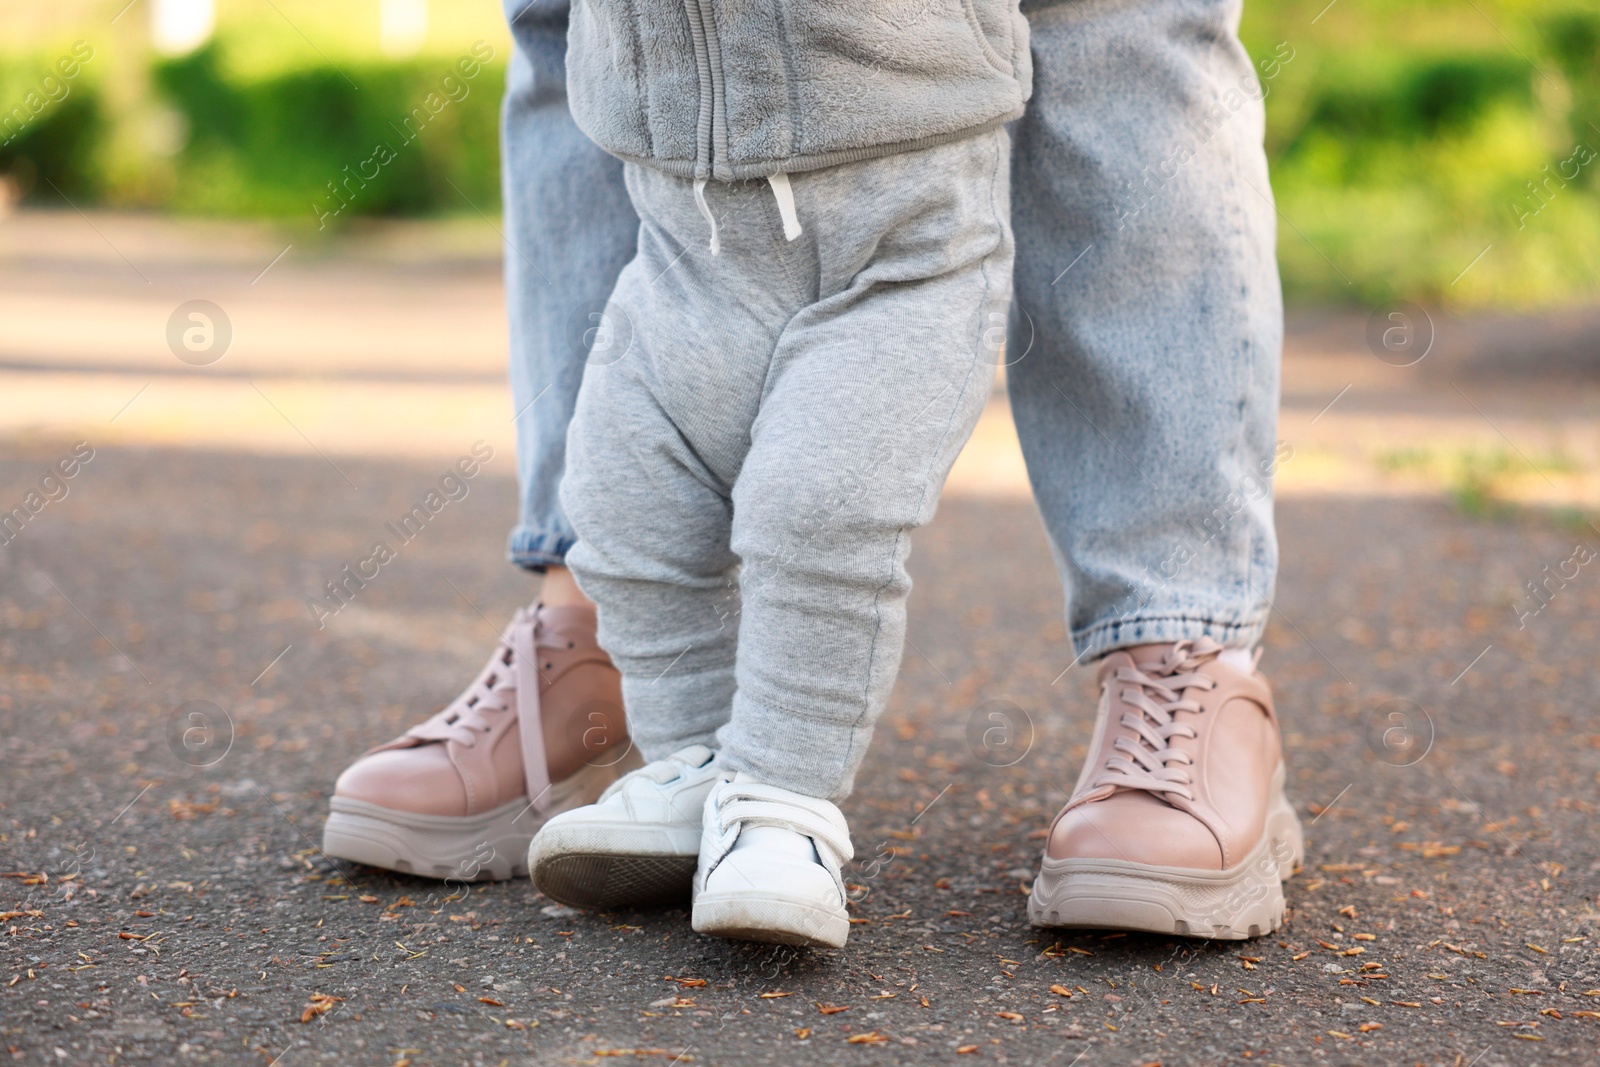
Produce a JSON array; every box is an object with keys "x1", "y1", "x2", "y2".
[{"x1": 528, "y1": 0, "x2": 1031, "y2": 947}]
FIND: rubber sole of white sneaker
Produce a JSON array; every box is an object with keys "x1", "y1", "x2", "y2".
[
  {"x1": 531, "y1": 820, "x2": 702, "y2": 910},
  {"x1": 692, "y1": 894, "x2": 850, "y2": 949},
  {"x1": 321, "y1": 760, "x2": 618, "y2": 882},
  {"x1": 1027, "y1": 787, "x2": 1305, "y2": 940},
  {"x1": 536, "y1": 852, "x2": 698, "y2": 911},
  {"x1": 531, "y1": 819, "x2": 700, "y2": 908}
]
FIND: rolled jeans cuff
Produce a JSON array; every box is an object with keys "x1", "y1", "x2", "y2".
[
  {"x1": 1073, "y1": 610, "x2": 1269, "y2": 665},
  {"x1": 507, "y1": 526, "x2": 577, "y2": 572}
]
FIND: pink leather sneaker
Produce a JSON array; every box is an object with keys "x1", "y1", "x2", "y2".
[
  {"x1": 322, "y1": 604, "x2": 637, "y2": 881},
  {"x1": 1029, "y1": 639, "x2": 1303, "y2": 939}
]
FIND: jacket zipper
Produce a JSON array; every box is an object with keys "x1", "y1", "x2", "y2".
[{"x1": 681, "y1": 0, "x2": 717, "y2": 181}]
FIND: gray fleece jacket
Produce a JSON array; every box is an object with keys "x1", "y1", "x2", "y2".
[{"x1": 565, "y1": 0, "x2": 1032, "y2": 182}]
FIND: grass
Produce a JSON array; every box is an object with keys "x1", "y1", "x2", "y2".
[{"x1": 1377, "y1": 446, "x2": 1587, "y2": 519}]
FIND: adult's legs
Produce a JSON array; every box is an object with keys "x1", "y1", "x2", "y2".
[
  {"x1": 1009, "y1": 0, "x2": 1283, "y2": 661},
  {"x1": 505, "y1": 0, "x2": 1281, "y2": 671},
  {"x1": 319, "y1": 1, "x2": 643, "y2": 882},
  {"x1": 1013, "y1": 0, "x2": 1298, "y2": 939},
  {"x1": 501, "y1": 0, "x2": 639, "y2": 571}
]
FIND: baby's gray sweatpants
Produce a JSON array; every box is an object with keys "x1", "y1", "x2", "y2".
[{"x1": 562, "y1": 130, "x2": 1012, "y2": 801}]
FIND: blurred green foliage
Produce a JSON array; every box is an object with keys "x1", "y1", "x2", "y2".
[
  {"x1": 1377, "y1": 445, "x2": 1582, "y2": 519},
  {"x1": 1241, "y1": 0, "x2": 1600, "y2": 307},
  {"x1": 2, "y1": 0, "x2": 1598, "y2": 308},
  {"x1": 0, "y1": 33, "x2": 503, "y2": 230},
  {"x1": 147, "y1": 41, "x2": 501, "y2": 221},
  {"x1": 0, "y1": 42, "x2": 104, "y2": 200}
]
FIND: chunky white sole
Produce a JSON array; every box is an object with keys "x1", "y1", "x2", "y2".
[
  {"x1": 692, "y1": 892, "x2": 850, "y2": 949},
  {"x1": 1028, "y1": 781, "x2": 1304, "y2": 940},
  {"x1": 321, "y1": 760, "x2": 616, "y2": 882},
  {"x1": 530, "y1": 821, "x2": 701, "y2": 910}
]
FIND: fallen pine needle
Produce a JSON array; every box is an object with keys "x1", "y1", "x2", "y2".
[{"x1": 595, "y1": 1050, "x2": 694, "y2": 1059}]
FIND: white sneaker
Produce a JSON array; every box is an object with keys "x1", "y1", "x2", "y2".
[
  {"x1": 691, "y1": 774, "x2": 854, "y2": 949},
  {"x1": 529, "y1": 744, "x2": 719, "y2": 909}
]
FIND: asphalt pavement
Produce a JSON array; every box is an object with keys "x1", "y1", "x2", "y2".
[{"x1": 4, "y1": 434, "x2": 1599, "y2": 1065}]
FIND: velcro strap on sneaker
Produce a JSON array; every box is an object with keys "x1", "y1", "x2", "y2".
[
  {"x1": 716, "y1": 786, "x2": 854, "y2": 866},
  {"x1": 598, "y1": 744, "x2": 715, "y2": 802}
]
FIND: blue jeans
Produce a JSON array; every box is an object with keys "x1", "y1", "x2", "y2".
[{"x1": 501, "y1": 0, "x2": 1282, "y2": 662}]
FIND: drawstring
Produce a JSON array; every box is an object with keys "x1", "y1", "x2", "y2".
[
  {"x1": 767, "y1": 173, "x2": 803, "y2": 242},
  {"x1": 693, "y1": 173, "x2": 803, "y2": 256},
  {"x1": 693, "y1": 179, "x2": 721, "y2": 256}
]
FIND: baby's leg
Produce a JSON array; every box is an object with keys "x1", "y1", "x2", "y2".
[
  {"x1": 720, "y1": 129, "x2": 1014, "y2": 801},
  {"x1": 560, "y1": 164, "x2": 802, "y2": 761},
  {"x1": 555, "y1": 132, "x2": 1010, "y2": 938},
  {"x1": 559, "y1": 300, "x2": 742, "y2": 761}
]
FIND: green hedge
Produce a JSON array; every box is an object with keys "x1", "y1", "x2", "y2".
[
  {"x1": 3, "y1": 4, "x2": 1600, "y2": 309},
  {"x1": 0, "y1": 38, "x2": 504, "y2": 223},
  {"x1": 0, "y1": 42, "x2": 105, "y2": 200},
  {"x1": 1263, "y1": 46, "x2": 1596, "y2": 306},
  {"x1": 1243, "y1": 2, "x2": 1600, "y2": 307},
  {"x1": 151, "y1": 41, "x2": 502, "y2": 224}
]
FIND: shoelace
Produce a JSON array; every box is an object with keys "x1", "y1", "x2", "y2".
[
  {"x1": 405, "y1": 607, "x2": 566, "y2": 811},
  {"x1": 1090, "y1": 639, "x2": 1222, "y2": 804}
]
